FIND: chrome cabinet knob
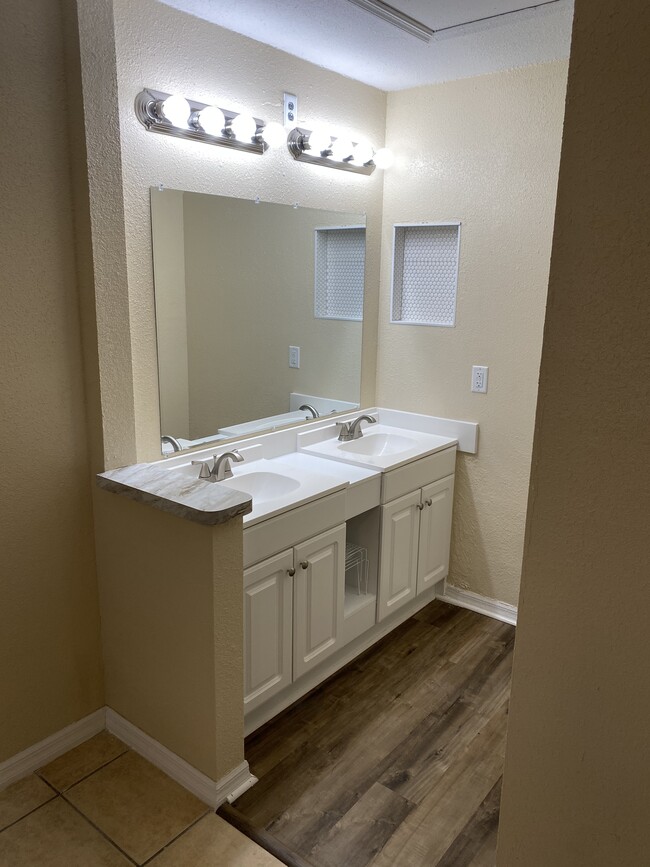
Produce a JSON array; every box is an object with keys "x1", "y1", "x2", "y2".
[
  {"x1": 300, "y1": 560, "x2": 309, "y2": 570},
  {"x1": 425, "y1": 498, "x2": 433, "y2": 506},
  {"x1": 416, "y1": 502, "x2": 424, "y2": 511},
  {"x1": 287, "y1": 568, "x2": 296, "y2": 577}
]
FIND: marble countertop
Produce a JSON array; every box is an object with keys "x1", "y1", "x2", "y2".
[{"x1": 97, "y1": 461, "x2": 252, "y2": 526}]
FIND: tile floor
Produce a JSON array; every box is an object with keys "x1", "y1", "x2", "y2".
[{"x1": 0, "y1": 731, "x2": 282, "y2": 866}]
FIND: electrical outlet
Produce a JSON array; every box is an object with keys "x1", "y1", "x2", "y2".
[
  {"x1": 471, "y1": 365, "x2": 489, "y2": 393},
  {"x1": 289, "y1": 345, "x2": 300, "y2": 368},
  {"x1": 284, "y1": 93, "x2": 297, "y2": 127}
]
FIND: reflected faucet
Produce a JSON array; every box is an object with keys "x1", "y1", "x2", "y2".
[
  {"x1": 299, "y1": 404, "x2": 319, "y2": 418},
  {"x1": 336, "y1": 414, "x2": 377, "y2": 442},
  {"x1": 161, "y1": 434, "x2": 183, "y2": 453},
  {"x1": 192, "y1": 449, "x2": 244, "y2": 482}
]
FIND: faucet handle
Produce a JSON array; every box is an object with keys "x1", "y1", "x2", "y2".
[
  {"x1": 191, "y1": 460, "x2": 213, "y2": 480},
  {"x1": 336, "y1": 421, "x2": 352, "y2": 442}
]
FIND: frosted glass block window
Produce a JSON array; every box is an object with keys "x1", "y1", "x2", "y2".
[
  {"x1": 314, "y1": 226, "x2": 365, "y2": 321},
  {"x1": 391, "y1": 223, "x2": 460, "y2": 327}
]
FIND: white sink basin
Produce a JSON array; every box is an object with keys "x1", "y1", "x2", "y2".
[
  {"x1": 218, "y1": 471, "x2": 301, "y2": 504},
  {"x1": 338, "y1": 432, "x2": 417, "y2": 457},
  {"x1": 299, "y1": 422, "x2": 458, "y2": 471}
]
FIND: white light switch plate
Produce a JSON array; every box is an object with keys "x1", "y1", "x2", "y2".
[{"x1": 289, "y1": 346, "x2": 300, "y2": 368}]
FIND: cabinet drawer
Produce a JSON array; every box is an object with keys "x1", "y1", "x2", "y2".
[
  {"x1": 345, "y1": 475, "x2": 381, "y2": 520},
  {"x1": 381, "y1": 446, "x2": 457, "y2": 504},
  {"x1": 244, "y1": 490, "x2": 346, "y2": 568}
]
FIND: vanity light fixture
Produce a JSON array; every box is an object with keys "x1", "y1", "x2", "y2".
[
  {"x1": 287, "y1": 126, "x2": 393, "y2": 175},
  {"x1": 329, "y1": 137, "x2": 354, "y2": 162},
  {"x1": 260, "y1": 121, "x2": 287, "y2": 149},
  {"x1": 134, "y1": 88, "x2": 279, "y2": 155},
  {"x1": 372, "y1": 147, "x2": 394, "y2": 169}
]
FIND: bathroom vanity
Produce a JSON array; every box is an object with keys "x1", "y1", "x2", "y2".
[{"x1": 98, "y1": 407, "x2": 477, "y2": 737}]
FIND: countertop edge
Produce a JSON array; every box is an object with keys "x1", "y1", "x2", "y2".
[{"x1": 96, "y1": 474, "x2": 253, "y2": 526}]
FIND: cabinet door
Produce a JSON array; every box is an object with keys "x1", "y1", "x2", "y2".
[
  {"x1": 417, "y1": 473, "x2": 455, "y2": 595},
  {"x1": 293, "y1": 525, "x2": 345, "y2": 680},
  {"x1": 243, "y1": 549, "x2": 294, "y2": 713},
  {"x1": 378, "y1": 490, "x2": 421, "y2": 622}
]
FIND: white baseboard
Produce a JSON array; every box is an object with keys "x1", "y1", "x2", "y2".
[
  {"x1": 105, "y1": 709, "x2": 256, "y2": 808},
  {"x1": 0, "y1": 708, "x2": 106, "y2": 790},
  {"x1": 438, "y1": 582, "x2": 518, "y2": 626},
  {"x1": 1, "y1": 706, "x2": 257, "y2": 808}
]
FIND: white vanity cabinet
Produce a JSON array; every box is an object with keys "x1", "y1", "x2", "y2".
[
  {"x1": 417, "y1": 475, "x2": 455, "y2": 595},
  {"x1": 378, "y1": 491, "x2": 421, "y2": 619},
  {"x1": 243, "y1": 550, "x2": 294, "y2": 714},
  {"x1": 239, "y1": 437, "x2": 460, "y2": 732},
  {"x1": 293, "y1": 524, "x2": 346, "y2": 679},
  {"x1": 98, "y1": 407, "x2": 474, "y2": 746},
  {"x1": 377, "y1": 447, "x2": 457, "y2": 622},
  {"x1": 243, "y1": 522, "x2": 346, "y2": 711}
]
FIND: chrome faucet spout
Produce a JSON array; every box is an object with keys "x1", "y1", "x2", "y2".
[
  {"x1": 193, "y1": 449, "x2": 245, "y2": 482},
  {"x1": 212, "y1": 449, "x2": 244, "y2": 481},
  {"x1": 337, "y1": 414, "x2": 377, "y2": 442},
  {"x1": 299, "y1": 404, "x2": 319, "y2": 418}
]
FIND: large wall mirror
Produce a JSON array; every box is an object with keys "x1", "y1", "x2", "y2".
[{"x1": 151, "y1": 188, "x2": 366, "y2": 452}]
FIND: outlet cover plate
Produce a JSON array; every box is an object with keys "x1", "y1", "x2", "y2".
[
  {"x1": 284, "y1": 93, "x2": 297, "y2": 127},
  {"x1": 471, "y1": 365, "x2": 489, "y2": 393}
]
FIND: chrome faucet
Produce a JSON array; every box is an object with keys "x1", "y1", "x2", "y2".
[
  {"x1": 213, "y1": 450, "x2": 244, "y2": 480},
  {"x1": 299, "y1": 404, "x2": 320, "y2": 418},
  {"x1": 161, "y1": 434, "x2": 183, "y2": 453},
  {"x1": 192, "y1": 449, "x2": 244, "y2": 482},
  {"x1": 336, "y1": 414, "x2": 377, "y2": 442}
]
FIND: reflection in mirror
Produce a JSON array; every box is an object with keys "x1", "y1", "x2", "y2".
[{"x1": 151, "y1": 189, "x2": 365, "y2": 453}]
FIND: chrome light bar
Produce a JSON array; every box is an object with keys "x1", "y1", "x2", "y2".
[
  {"x1": 134, "y1": 88, "x2": 267, "y2": 155},
  {"x1": 287, "y1": 128, "x2": 376, "y2": 175}
]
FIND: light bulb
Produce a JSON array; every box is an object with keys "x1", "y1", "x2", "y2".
[
  {"x1": 329, "y1": 138, "x2": 354, "y2": 161},
  {"x1": 197, "y1": 105, "x2": 225, "y2": 136},
  {"x1": 352, "y1": 140, "x2": 374, "y2": 165},
  {"x1": 373, "y1": 147, "x2": 394, "y2": 169},
  {"x1": 230, "y1": 113, "x2": 257, "y2": 142},
  {"x1": 159, "y1": 94, "x2": 190, "y2": 128},
  {"x1": 261, "y1": 121, "x2": 287, "y2": 149},
  {"x1": 306, "y1": 127, "x2": 331, "y2": 155}
]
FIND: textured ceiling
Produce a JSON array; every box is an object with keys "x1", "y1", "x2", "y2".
[{"x1": 157, "y1": 0, "x2": 574, "y2": 91}]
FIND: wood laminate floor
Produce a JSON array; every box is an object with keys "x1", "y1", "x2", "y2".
[{"x1": 231, "y1": 600, "x2": 515, "y2": 867}]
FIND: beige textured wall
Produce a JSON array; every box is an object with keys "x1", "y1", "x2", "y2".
[
  {"x1": 0, "y1": 0, "x2": 104, "y2": 761},
  {"x1": 70, "y1": 0, "x2": 139, "y2": 470},
  {"x1": 151, "y1": 188, "x2": 190, "y2": 438},
  {"x1": 111, "y1": 0, "x2": 387, "y2": 464},
  {"x1": 94, "y1": 493, "x2": 244, "y2": 779},
  {"x1": 498, "y1": 2, "x2": 650, "y2": 863},
  {"x1": 376, "y1": 63, "x2": 568, "y2": 606},
  {"x1": 180, "y1": 194, "x2": 362, "y2": 436}
]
